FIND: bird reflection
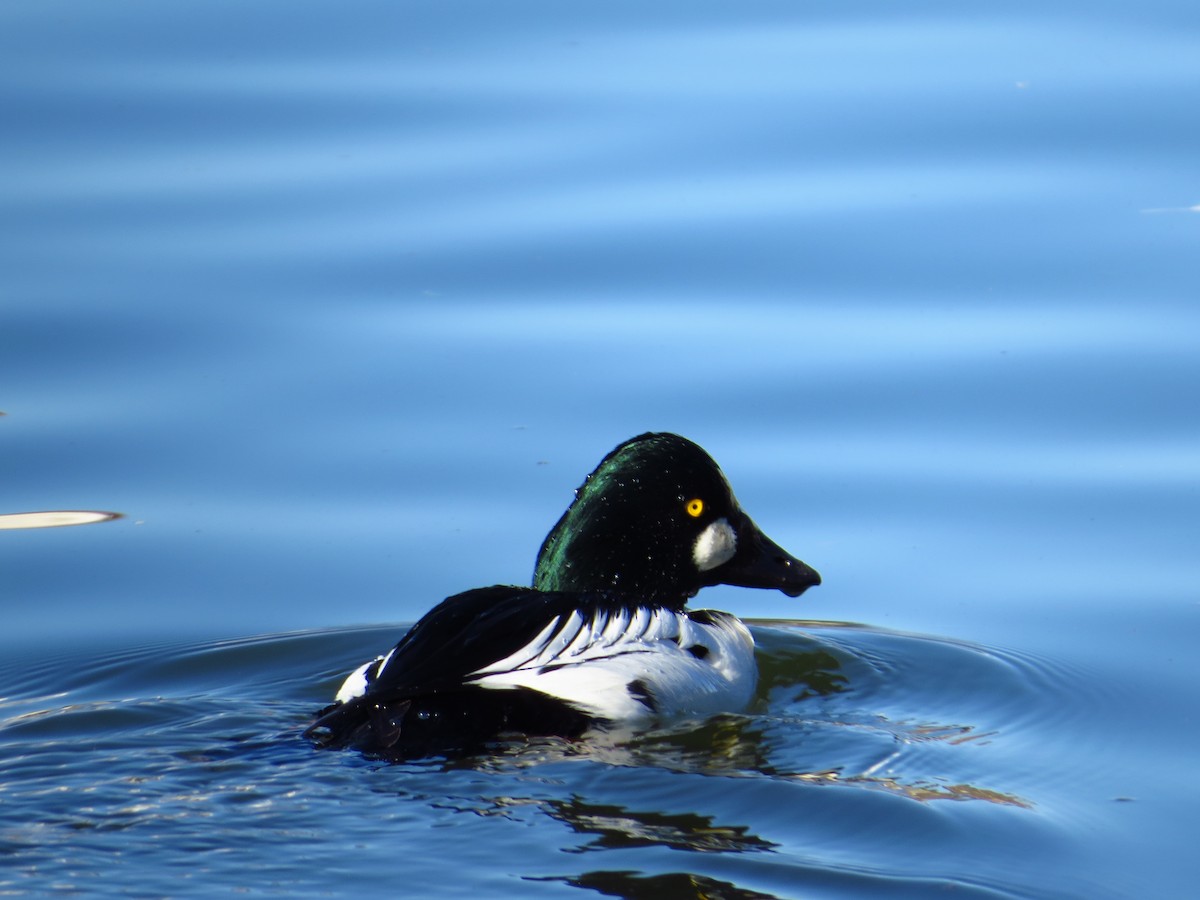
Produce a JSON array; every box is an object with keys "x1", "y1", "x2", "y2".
[
  {"x1": 539, "y1": 869, "x2": 782, "y2": 900},
  {"x1": 546, "y1": 797, "x2": 776, "y2": 854}
]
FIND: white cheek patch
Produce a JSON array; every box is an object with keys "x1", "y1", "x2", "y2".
[{"x1": 693, "y1": 517, "x2": 737, "y2": 572}]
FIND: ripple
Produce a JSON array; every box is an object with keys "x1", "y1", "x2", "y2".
[
  {"x1": 0, "y1": 622, "x2": 1131, "y2": 899},
  {"x1": 746, "y1": 621, "x2": 1111, "y2": 812}
]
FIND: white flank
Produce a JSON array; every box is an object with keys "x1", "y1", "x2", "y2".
[{"x1": 468, "y1": 606, "x2": 757, "y2": 723}]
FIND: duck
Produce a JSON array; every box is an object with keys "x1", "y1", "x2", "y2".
[{"x1": 304, "y1": 432, "x2": 820, "y2": 757}]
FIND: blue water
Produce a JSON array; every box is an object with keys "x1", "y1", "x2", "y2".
[{"x1": 3, "y1": 1, "x2": 1198, "y2": 896}]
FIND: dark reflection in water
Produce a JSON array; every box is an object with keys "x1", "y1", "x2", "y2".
[
  {"x1": 537, "y1": 868, "x2": 1015, "y2": 900},
  {"x1": 536, "y1": 870, "x2": 782, "y2": 900},
  {"x1": 755, "y1": 636, "x2": 849, "y2": 701},
  {"x1": 549, "y1": 798, "x2": 777, "y2": 854}
]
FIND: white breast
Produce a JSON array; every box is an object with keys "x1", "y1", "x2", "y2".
[{"x1": 468, "y1": 607, "x2": 758, "y2": 724}]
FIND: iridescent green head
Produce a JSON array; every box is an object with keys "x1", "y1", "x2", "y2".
[{"x1": 533, "y1": 433, "x2": 820, "y2": 608}]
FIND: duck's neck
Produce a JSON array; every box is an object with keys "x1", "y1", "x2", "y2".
[{"x1": 533, "y1": 523, "x2": 696, "y2": 610}]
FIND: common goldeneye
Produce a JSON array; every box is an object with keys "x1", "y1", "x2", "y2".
[{"x1": 304, "y1": 432, "x2": 820, "y2": 757}]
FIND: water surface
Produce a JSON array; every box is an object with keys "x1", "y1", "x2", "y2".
[
  {"x1": 0, "y1": 621, "x2": 1133, "y2": 898},
  {"x1": 2, "y1": 0, "x2": 1198, "y2": 896}
]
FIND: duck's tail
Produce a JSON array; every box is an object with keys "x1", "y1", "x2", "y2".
[{"x1": 302, "y1": 687, "x2": 596, "y2": 758}]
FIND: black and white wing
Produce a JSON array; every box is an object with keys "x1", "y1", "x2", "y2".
[{"x1": 305, "y1": 585, "x2": 756, "y2": 753}]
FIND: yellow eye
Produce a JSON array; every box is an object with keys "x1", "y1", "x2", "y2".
[{"x1": 685, "y1": 498, "x2": 704, "y2": 518}]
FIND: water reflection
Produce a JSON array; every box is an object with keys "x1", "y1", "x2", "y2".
[
  {"x1": 539, "y1": 870, "x2": 781, "y2": 900},
  {"x1": 549, "y1": 797, "x2": 777, "y2": 854},
  {"x1": 771, "y1": 763, "x2": 1030, "y2": 808}
]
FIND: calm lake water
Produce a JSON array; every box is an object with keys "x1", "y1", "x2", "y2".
[{"x1": 2, "y1": 1, "x2": 1198, "y2": 897}]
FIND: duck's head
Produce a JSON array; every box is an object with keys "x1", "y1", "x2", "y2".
[{"x1": 533, "y1": 433, "x2": 821, "y2": 608}]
